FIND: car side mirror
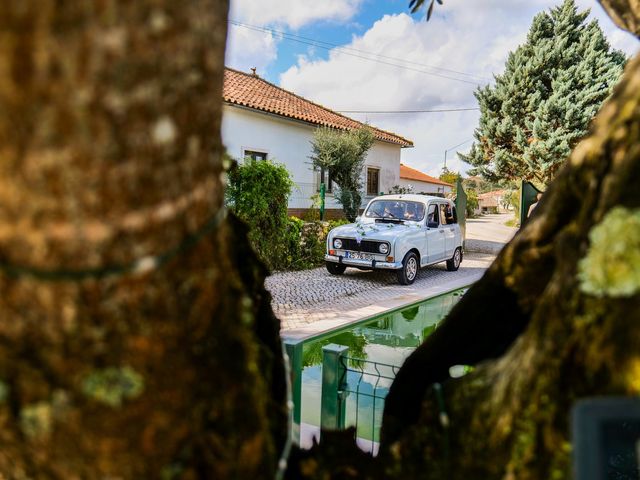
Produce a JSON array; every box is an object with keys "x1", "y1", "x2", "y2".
[
  {"x1": 355, "y1": 216, "x2": 361, "y2": 222},
  {"x1": 427, "y1": 221, "x2": 439, "y2": 229}
]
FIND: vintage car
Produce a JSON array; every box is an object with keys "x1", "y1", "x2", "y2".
[{"x1": 325, "y1": 194, "x2": 463, "y2": 285}]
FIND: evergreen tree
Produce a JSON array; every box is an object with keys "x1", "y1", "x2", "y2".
[{"x1": 461, "y1": 0, "x2": 626, "y2": 185}]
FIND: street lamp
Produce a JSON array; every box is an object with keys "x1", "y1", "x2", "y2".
[{"x1": 444, "y1": 139, "x2": 473, "y2": 170}]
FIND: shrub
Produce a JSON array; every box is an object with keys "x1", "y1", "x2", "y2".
[
  {"x1": 225, "y1": 159, "x2": 293, "y2": 270},
  {"x1": 281, "y1": 217, "x2": 350, "y2": 271}
]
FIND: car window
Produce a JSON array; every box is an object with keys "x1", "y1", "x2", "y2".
[
  {"x1": 439, "y1": 204, "x2": 449, "y2": 225},
  {"x1": 427, "y1": 204, "x2": 439, "y2": 225},
  {"x1": 449, "y1": 205, "x2": 458, "y2": 224},
  {"x1": 364, "y1": 200, "x2": 426, "y2": 221}
]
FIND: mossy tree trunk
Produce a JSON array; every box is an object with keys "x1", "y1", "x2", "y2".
[
  {"x1": 379, "y1": 6, "x2": 640, "y2": 479},
  {"x1": 290, "y1": 3, "x2": 640, "y2": 479},
  {"x1": 0, "y1": 1, "x2": 286, "y2": 478}
]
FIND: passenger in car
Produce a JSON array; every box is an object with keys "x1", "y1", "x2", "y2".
[{"x1": 405, "y1": 204, "x2": 417, "y2": 220}]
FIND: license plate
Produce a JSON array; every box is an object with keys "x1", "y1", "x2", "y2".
[{"x1": 345, "y1": 251, "x2": 374, "y2": 261}]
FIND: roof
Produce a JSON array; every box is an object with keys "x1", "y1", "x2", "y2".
[
  {"x1": 371, "y1": 194, "x2": 452, "y2": 203},
  {"x1": 478, "y1": 189, "x2": 506, "y2": 207},
  {"x1": 478, "y1": 189, "x2": 507, "y2": 199},
  {"x1": 223, "y1": 68, "x2": 413, "y2": 147},
  {"x1": 399, "y1": 164, "x2": 453, "y2": 187}
]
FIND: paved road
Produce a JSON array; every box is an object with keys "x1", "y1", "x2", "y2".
[
  {"x1": 267, "y1": 213, "x2": 517, "y2": 337},
  {"x1": 465, "y1": 213, "x2": 517, "y2": 254},
  {"x1": 268, "y1": 252, "x2": 494, "y2": 338}
]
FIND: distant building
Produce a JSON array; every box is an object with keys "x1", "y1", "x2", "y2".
[
  {"x1": 398, "y1": 164, "x2": 453, "y2": 196},
  {"x1": 221, "y1": 67, "x2": 413, "y2": 218},
  {"x1": 477, "y1": 189, "x2": 510, "y2": 214}
]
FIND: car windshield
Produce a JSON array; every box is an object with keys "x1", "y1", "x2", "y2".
[{"x1": 364, "y1": 200, "x2": 426, "y2": 221}]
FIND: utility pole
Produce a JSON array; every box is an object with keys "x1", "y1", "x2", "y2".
[{"x1": 443, "y1": 139, "x2": 473, "y2": 171}]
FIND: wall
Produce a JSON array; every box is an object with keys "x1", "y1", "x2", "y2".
[
  {"x1": 222, "y1": 104, "x2": 404, "y2": 211},
  {"x1": 397, "y1": 178, "x2": 452, "y2": 195}
]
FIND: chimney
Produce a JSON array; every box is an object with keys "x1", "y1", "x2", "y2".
[{"x1": 250, "y1": 67, "x2": 257, "y2": 76}]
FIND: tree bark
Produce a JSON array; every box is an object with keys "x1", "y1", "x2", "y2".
[
  {"x1": 0, "y1": 2, "x2": 286, "y2": 478},
  {"x1": 598, "y1": 0, "x2": 640, "y2": 37},
  {"x1": 380, "y1": 36, "x2": 640, "y2": 480}
]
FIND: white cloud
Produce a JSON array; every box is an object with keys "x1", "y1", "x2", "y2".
[
  {"x1": 229, "y1": 0, "x2": 363, "y2": 29},
  {"x1": 225, "y1": 24, "x2": 278, "y2": 73},
  {"x1": 278, "y1": 1, "x2": 639, "y2": 178},
  {"x1": 225, "y1": 0, "x2": 364, "y2": 76}
]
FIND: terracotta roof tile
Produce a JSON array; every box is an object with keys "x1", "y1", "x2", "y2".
[
  {"x1": 399, "y1": 164, "x2": 453, "y2": 187},
  {"x1": 223, "y1": 67, "x2": 413, "y2": 147},
  {"x1": 477, "y1": 189, "x2": 507, "y2": 199}
]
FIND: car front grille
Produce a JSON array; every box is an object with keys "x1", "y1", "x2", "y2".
[{"x1": 336, "y1": 238, "x2": 388, "y2": 254}]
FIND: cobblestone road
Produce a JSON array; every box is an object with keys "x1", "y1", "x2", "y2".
[{"x1": 266, "y1": 252, "x2": 495, "y2": 335}]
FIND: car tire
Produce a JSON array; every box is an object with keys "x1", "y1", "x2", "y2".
[
  {"x1": 326, "y1": 261, "x2": 347, "y2": 275},
  {"x1": 397, "y1": 252, "x2": 419, "y2": 285},
  {"x1": 446, "y1": 247, "x2": 462, "y2": 272}
]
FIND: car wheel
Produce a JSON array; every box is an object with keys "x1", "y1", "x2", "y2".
[
  {"x1": 326, "y1": 261, "x2": 347, "y2": 275},
  {"x1": 397, "y1": 252, "x2": 419, "y2": 285},
  {"x1": 446, "y1": 247, "x2": 462, "y2": 271}
]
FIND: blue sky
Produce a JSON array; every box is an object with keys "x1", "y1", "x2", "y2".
[{"x1": 226, "y1": 0, "x2": 639, "y2": 177}]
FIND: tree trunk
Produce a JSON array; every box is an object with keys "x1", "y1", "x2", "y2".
[
  {"x1": 289, "y1": 4, "x2": 640, "y2": 479},
  {"x1": 379, "y1": 34, "x2": 640, "y2": 480},
  {"x1": 0, "y1": 2, "x2": 286, "y2": 478}
]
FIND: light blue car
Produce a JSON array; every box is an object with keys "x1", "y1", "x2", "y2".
[{"x1": 325, "y1": 194, "x2": 463, "y2": 285}]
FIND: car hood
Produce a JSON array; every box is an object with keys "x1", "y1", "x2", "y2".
[{"x1": 331, "y1": 221, "x2": 423, "y2": 242}]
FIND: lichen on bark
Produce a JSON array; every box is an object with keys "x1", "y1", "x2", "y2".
[
  {"x1": 378, "y1": 37, "x2": 640, "y2": 480},
  {"x1": 0, "y1": 1, "x2": 287, "y2": 478}
]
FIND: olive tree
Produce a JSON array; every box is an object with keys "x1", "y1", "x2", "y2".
[
  {"x1": 310, "y1": 127, "x2": 375, "y2": 221},
  {"x1": 0, "y1": 1, "x2": 286, "y2": 477}
]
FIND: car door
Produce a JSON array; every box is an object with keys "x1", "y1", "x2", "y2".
[
  {"x1": 425, "y1": 203, "x2": 446, "y2": 264},
  {"x1": 439, "y1": 203, "x2": 457, "y2": 258}
]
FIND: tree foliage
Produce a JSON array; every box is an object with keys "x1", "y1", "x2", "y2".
[
  {"x1": 310, "y1": 127, "x2": 375, "y2": 222},
  {"x1": 461, "y1": 0, "x2": 626, "y2": 185},
  {"x1": 226, "y1": 159, "x2": 293, "y2": 270},
  {"x1": 438, "y1": 167, "x2": 460, "y2": 186}
]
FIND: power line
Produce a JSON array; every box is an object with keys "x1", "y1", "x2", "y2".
[
  {"x1": 446, "y1": 139, "x2": 473, "y2": 152},
  {"x1": 336, "y1": 108, "x2": 479, "y2": 113},
  {"x1": 230, "y1": 20, "x2": 491, "y2": 82},
  {"x1": 228, "y1": 20, "x2": 490, "y2": 86}
]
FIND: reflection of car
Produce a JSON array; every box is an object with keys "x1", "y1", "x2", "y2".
[{"x1": 325, "y1": 194, "x2": 463, "y2": 285}]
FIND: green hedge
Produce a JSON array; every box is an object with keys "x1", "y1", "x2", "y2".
[
  {"x1": 282, "y1": 217, "x2": 349, "y2": 271},
  {"x1": 225, "y1": 157, "x2": 350, "y2": 271},
  {"x1": 225, "y1": 159, "x2": 293, "y2": 270}
]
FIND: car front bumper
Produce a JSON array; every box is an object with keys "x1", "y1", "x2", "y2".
[{"x1": 325, "y1": 254, "x2": 402, "y2": 270}]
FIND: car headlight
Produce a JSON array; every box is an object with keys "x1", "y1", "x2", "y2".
[
  {"x1": 334, "y1": 238, "x2": 343, "y2": 249},
  {"x1": 379, "y1": 243, "x2": 389, "y2": 254}
]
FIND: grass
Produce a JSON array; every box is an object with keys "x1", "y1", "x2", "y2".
[{"x1": 505, "y1": 217, "x2": 519, "y2": 228}]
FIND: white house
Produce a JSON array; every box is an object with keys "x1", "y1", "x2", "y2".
[
  {"x1": 221, "y1": 67, "x2": 413, "y2": 218},
  {"x1": 398, "y1": 164, "x2": 453, "y2": 196}
]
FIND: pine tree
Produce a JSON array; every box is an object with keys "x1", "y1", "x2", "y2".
[{"x1": 461, "y1": 0, "x2": 626, "y2": 185}]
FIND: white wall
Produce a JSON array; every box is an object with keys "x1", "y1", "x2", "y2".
[
  {"x1": 398, "y1": 178, "x2": 452, "y2": 195},
  {"x1": 222, "y1": 104, "x2": 404, "y2": 210}
]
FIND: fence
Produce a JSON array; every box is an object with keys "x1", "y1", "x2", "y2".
[
  {"x1": 320, "y1": 343, "x2": 400, "y2": 454},
  {"x1": 288, "y1": 182, "x2": 373, "y2": 212}
]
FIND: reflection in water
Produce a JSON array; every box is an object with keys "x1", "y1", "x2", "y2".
[
  {"x1": 401, "y1": 305, "x2": 419, "y2": 321},
  {"x1": 303, "y1": 331, "x2": 368, "y2": 367},
  {"x1": 299, "y1": 288, "x2": 467, "y2": 444}
]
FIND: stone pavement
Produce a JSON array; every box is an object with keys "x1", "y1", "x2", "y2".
[
  {"x1": 267, "y1": 213, "x2": 517, "y2": 339},
  {"x1": 267, "y1": 252, "x2": 495, "y2": 339},
  {"x1": 465, "y1": 213, "x2": 517, "y2": 254}
]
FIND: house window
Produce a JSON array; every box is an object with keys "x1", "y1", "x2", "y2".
[
  {"x1": 243, "y1": 150, "x2": 267, "y2": 161},
  {"x1": 319, "y1": 167, "x2": 334, "y2": 193},
  {"x1": 367, "y1": 167, "x2": 380, "y2": 196}
]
